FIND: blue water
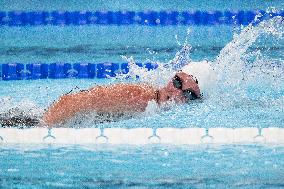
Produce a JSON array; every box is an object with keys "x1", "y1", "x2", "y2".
[
  {"x1": 0, "y1": 144, "x2": 284, "y2": 188},
  {"x1": 0, "y1": 25, "x2": 233, "y2": 63},
  {"x1": 1, "y1": 1, "x2": 284, "y2": 188},
  {"x1": 1, "y1": 0, "x2": 284, "y2": 11}
]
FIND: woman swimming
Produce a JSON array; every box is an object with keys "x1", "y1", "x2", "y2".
[
  {"x1": 42, "y1": 71, "x2": 200, "y2": 127},
  {"x1": 0, "y1": 71, "x2": 200, "y2": 127}
]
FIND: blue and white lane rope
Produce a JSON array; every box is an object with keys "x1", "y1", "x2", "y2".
[
  {"x1": 0, "y1": 127, "x2": 283, "y2": 145},
  {"x1": 0, "y1": 10, "x2": 283, "y2": 26},
  {"x1": 0, "y1": 63, "x2": 158, "y2": 80}
]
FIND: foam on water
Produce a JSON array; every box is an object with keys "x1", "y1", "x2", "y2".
[
  {"x1": 0, "y1": 97, "x2": 44, "y2": 118},
  {"x1": 210, "y1": 16, "x2": 284, "y2": 112}
]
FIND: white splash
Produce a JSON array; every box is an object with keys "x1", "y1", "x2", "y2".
[
  {"x1": 120, "y1": 55, "x2": 174, "y2": 87},
  {"x1": 119, "y1": 29, "x2": 194, "y2": 88},
  {"x1": 214, "y1": 16, "x2": 284, "y2": 85},
  {"x1": 0, "y1": 97, "x2": 43, "y2": 116}
]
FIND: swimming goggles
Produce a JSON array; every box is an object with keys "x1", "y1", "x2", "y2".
[{"x1": 172, "y1": 75, "x2": 200, "y2": 101}]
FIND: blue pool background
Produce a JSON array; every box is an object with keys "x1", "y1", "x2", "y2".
[
  {"x1": 1, "y1": 0, "x2": 284, "y2": 188},
  {"x1": 1, "y1": 0, "x2": 284, "y2": 64},
  {"x1": 0, "y1": 144, "x2": 283, "y2": 188}
]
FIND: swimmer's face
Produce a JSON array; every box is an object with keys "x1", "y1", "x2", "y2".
[{"x1": 165, "y1": 72, "x2": 201, "y2": 103}]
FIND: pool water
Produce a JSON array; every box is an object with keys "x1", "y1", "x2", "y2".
[
  {"x1": 0, "y1": 144, "x2": 284, "y2": 188},
  {"x1": 1, "y1": 0, "x2": 284, "y2": 13},
  {"x1": 1, "y1": 16, "x2": 283, "y2": 129}
]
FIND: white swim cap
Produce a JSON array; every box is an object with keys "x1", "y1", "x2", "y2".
[{"x1": 182, "y1": 60, "x2": 216, "y2": 91}]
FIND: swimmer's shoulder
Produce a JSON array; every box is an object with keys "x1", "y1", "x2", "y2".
[{"x1": 86, "y1": 83, "x2": 156, "y2": 97}]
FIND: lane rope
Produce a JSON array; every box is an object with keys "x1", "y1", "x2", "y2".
[{"x1": 0, "y1": 10, "x2": 282, "y2": 26}]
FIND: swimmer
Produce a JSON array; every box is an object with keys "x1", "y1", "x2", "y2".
[
  {"x1": 42, "y1": 71, "x2": 201, "y2": 127},
  {"x1": 0, "y1": 71, "x2": 200, "y2": 127}
]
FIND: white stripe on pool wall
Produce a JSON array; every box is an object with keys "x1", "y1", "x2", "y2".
[{"x1": 0, "y1": 127, "x2": 283, "y2": 145}]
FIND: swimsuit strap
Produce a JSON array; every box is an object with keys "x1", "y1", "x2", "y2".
[{"x1": 155, "y1": 90, "x2": 160, "y2": 104}]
